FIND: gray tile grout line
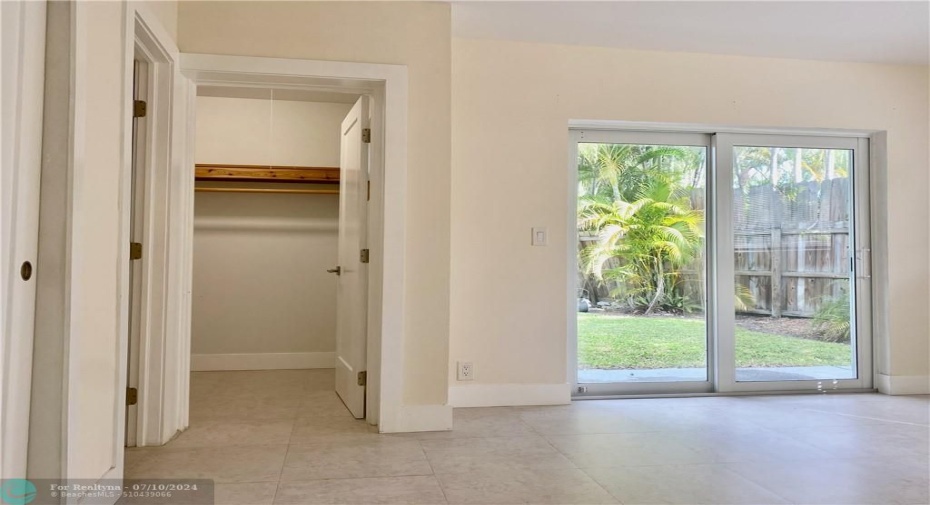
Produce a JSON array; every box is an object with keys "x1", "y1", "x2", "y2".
[
  {"x1": 521, "y1": 410, "x2": 623, "y2": 504},
  {"x1": 799, "y1": 407, "x2": 930, "y2": 427},
  {"x1": 416, "y1": 439, "x2": 451, "y2": 505},
  {"x1": 276, "y1": 380, "x2": 311, "y2": 505}
]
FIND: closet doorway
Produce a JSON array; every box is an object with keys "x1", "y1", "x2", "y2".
[
  {"x1": 188, "y1": 86, "x2": 370, "y2": 421},
  {"x1": 122, "y1": 54, "x2": 414, "y2": 447}
]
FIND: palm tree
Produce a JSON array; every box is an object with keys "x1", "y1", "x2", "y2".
[
  {"x1": 580, "y1": 180, "x2": 704, "y2": 314},
  {"x1": 578, "y1": 143, "x2": 690, "y2": 202}
]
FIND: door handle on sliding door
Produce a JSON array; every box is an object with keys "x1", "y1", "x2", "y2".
[{"x1": 854, "y1": 249, "x2": 871, "y2": 279}]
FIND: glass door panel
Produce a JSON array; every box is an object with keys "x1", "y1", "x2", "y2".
[
  {"x1": 729, "y1": 143, "x2": 860, "y2": 384},
  {"x1": 573, "y1": 132, "x2": 711, "y2": 394}
]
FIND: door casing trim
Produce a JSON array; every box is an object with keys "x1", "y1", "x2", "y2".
[{"x1": 179, "y1": 52, "x2": 411, "y2": 432}]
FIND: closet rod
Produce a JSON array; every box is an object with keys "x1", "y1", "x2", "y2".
[{"x1": 195, "y1": 187, "x2": 339, "y2": 195}]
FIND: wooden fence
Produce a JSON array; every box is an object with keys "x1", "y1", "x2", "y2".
[
  {"x1": 734, "y1": 178, "x2": 850, "y2": 317},
  {"x1": 580, "y1": 178, "x2": 851, "y2": 317}
]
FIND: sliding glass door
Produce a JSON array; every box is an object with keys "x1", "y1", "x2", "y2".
[
  {"x1": 571, "y1": 131, "x2": 713, "y2": 395},
  {"x1": 571, "y1": 129, "x2": 871, "y2": 396},
  {"x1": 715, "y1": 134, "x2": 872, "y2": 392}
]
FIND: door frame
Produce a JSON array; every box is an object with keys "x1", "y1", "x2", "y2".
[
  {"x1": 123, "y1": 6, "x2": 184, "y2": 447},
  {"x1": 567, "y1": 120, "x2": 880, "y2": 398},
  {"x1": 177, "y1": 54, "x2": 409, "y2": 432}
]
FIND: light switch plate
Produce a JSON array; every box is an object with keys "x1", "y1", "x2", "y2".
[{"x1": 532, "y1": 227, "x2": 548, "y2": 246}]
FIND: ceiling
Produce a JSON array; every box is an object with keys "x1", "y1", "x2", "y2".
[{"x1": 452, "y1": 1, "x2": 930, "y2": 65}]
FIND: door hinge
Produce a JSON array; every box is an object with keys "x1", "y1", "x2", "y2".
[
  {"x1": 130, "y1": 242, "x2": 143, "y2": 260},
  {"x1": 361, "y1": 128, "x2": 371, "y2": 144},
  {"x1": 133, "y1": 100, "x2": 147, "y2": 118},
  {"x1": 360, "y1": 249, "x2": 370, "y2": 264},
  {"x1": 367, "y1": 180, "x2": 371, "y2": 201},
  {"x1": 126, "y1": 387, "x2": 138, "y2": 406},
  {"x1": 357, "y1": 371, "x2": 367, "y2": 386}
]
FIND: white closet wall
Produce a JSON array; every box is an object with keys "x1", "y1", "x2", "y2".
[
  {"x1": 191, "y1": 96, "x2": 352, "y2": 371},
  {"x1": 195, "y1": 97, "x2": 352, "y2": 166}
]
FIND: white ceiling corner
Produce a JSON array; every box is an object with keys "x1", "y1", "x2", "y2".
[{"x1": 451, "y1": 1, "x2": 930, "y2": 65}]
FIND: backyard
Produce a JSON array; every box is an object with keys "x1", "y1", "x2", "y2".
[
  {"x1": 576, "y1": 141, "x2": 854, "y2": 377},
  {"x1": 578, "y1": 312, "x2": 851, "y2": 370}
]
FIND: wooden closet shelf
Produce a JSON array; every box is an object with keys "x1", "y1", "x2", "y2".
[
  {"x1": 195, "y1": 187, "x2": 338, "y2": 195},
  {"x1": 195, "y1": 164, "x2": 340, "y2": 184}
]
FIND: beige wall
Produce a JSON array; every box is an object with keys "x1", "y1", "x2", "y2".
[
  {"x1": 192, "y1": 96, "x2": 349, "y2": 362},
  {"x1": 179, "y1": 1, "x2": 452, "y2": 404},
  {"x1": 141, "y1": 0, "x2": 177, "y2": 41},
  {"x1": 196, "y1": 96, "x2": 351, "y2": 166},
  {"x1": 450, "y1": 37, "x2": 930, "y2": 390},
  {"x1": 192, "y1": 192, "x2": 339, "y2": 357}
]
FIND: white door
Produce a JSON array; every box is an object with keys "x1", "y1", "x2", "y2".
[
  {"x1": 333, "y1": 96, "x2": 370, "y2": 418},
  {"x1": 1, "y1": 0, "x2": 46, "y2": 478}
]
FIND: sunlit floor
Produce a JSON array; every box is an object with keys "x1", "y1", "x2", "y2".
[{"x1": 125, "y1": 369, "x2": 929, "y2": 504}]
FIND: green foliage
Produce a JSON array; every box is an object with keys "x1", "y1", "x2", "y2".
[
  {"x1": 578, "y1": 143, "x2": 697, "y2": 203},
  {"x1": 733, "y1": 146, "x2": 850, "y2": 191},
  {"x1": 663, "y1": 291, "x2": 703, "y2": 314},
  {"x1": 578, "y1": 144, "x2": 706, "y2": 314},
  {"x1": 811, "y1": 295, "x2": 851, "y2": 343},
  {"x1": 580, "y1": 179, "x2": 704, "y2": 314},
  {"x1": 734, "y1": 284, "x2": 756, "y2": 312}
]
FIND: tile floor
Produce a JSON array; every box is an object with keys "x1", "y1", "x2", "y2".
[{"x1": 125, "y1": 370, "x2": 930, "y2": 504}]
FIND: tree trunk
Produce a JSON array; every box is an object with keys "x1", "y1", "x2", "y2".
[
  {"x1": 770, "y1": 148, "x2": 779, "y2": 185},
  {"x1": 644, "y1": 259, "x2": 665, "y2": 315},
  {"x1": 794, "y1": 148, "x2": 803, "y2": 183}
]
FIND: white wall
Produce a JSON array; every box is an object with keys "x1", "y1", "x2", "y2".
[
  {"x1": 179, "y1": 1, "x2": 452, "y2": 406},
  {"x1": 192, "y1": 193, "x2": 340, "y2": 369},
  {"x1": 449, "y1": 37, "x2": 930, "y2": 402},
  {"x1": 196, "y1": 97, "x2": 351, "y2": 167},
  {"x1": 192, "y1": 96, "x2": 350, "y2": 370},
  {"x1": 139, "y1": 0, "x2": 176, "y2": 41}
]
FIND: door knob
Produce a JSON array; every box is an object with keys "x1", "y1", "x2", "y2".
[{"x1": 327, "y1": 266, "x2": 341, "y2": 275}]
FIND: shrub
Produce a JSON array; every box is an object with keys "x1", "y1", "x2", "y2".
[{"x1": 811, "y1": 296, "x2": 851, "y2": 343}]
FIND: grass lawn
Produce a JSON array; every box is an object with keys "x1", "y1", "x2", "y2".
[{"x1": 578, "y1": 313, "x2": 851, "y2": 370}]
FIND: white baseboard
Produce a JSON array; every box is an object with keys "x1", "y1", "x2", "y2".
[
  {"x1": 875, "y1": 373, "x2": 930, "y2": 395},
  {"x1": 382, "y1": 404, "x2": 453, "y2": 433},
  {"x1": 191, "y1": 352, "x2": 334, "y2": 371},
  {"x1": 449, "y1": 383, "x2": 572, "y2": 408}
]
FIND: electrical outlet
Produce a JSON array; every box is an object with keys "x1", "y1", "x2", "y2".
[{"x1": 457, "y1": 361, "x2": 474, "y2": 381}]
